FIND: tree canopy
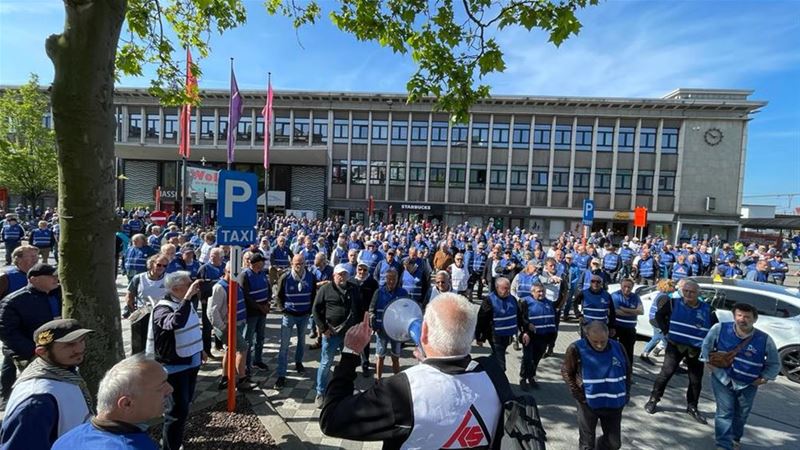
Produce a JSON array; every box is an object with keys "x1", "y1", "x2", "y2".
[
  {"x1": 0, "y1": 74, "x2": 58, "y2": 207},
  {"x1": 118, "y1": 0, "x2": 598, "y2": 121}
]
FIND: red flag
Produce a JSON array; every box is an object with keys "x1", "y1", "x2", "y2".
[
  {"x1": 368, "y1": 195, "x2": 374, "y2": 218},
  {"x1": 155, "y1": 186, "x2": 162, "y2": 211},
  {"x1": 262, "y1": 79, "x2": 274, "y2": 169},
  {"x1": 179, "y1": 48, "x2": 198, "y2": 158}
]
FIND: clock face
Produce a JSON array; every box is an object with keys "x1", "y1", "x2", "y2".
[{"x1": 704, "y1": 127, "x2": 723, "y2": 146}]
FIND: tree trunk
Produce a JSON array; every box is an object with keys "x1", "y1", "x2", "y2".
[{"x1": 46, "y1": 0, "x2": 127, "y2": 395}]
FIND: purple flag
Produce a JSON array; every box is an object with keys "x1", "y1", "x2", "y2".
[{"x1": 227, "y1": 65, "x2": 244, "y2": 164}]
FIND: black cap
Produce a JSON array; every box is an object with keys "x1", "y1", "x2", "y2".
[
  {"x1": 249, "y1": 253, "x2": 266, "y2": 264},
  {"x1": 33, "y1": 319, "x2": 94, "y2": 347},
  {"x1": 27, "y1": 263, "x2": 57, "y2": 279}
]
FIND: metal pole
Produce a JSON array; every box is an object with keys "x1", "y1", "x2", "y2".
[
  {"x1": 264, "y1": 72, "x2": 271, "y2": 229},
  {"x1": 227, "y1": 245, "x2": 242, "y2": 411},
  {"x1": 182, "y1": 157, "x2": 188, "y2": 231},
  {"x1": 202, "y1": 188, "x2": 206, "y2": 228}
]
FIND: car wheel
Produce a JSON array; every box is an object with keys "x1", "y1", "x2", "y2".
[{"x1": 779, "y1": 346, "x2": 800, "y2": 384}]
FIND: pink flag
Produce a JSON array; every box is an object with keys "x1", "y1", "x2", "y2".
[
  {"x1": 179, "y1": 48, "x2": 197, "y2": 158},
  {"x1": 262, "y1": 80, "x2": 273, "y2": 169}
]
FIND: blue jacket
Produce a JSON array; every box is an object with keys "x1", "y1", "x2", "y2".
[
  {"x1": 0, "y1": 285, "x2": 62, "y2": 358},
  {"x1": 53, "y1": 420, "x2": 158, "y2": 450}
]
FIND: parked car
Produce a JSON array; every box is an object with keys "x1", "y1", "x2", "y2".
[{"x1": 609, "y1": 277, "x2": 800, "y2": 384}]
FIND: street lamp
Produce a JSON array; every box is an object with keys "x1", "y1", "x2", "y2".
[{"x1": 116, "y1": 173, "x2": 128, "y2": 208}]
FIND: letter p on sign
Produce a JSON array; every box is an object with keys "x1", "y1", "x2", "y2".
[{"x1": 217, "y1": 170, "x2": 258, "y2": 228}]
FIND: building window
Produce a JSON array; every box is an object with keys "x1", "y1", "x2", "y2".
[
  {"x1": 659, "y1": 172, "x2": 676, "y2": 192},
  {"x1": 218, "y1": 116, "x2": 229, "y2": 140},
  {"x1": 637, "y1": 173, "x2": 654, "y2": 192},
  {"x1": 409, "y1": 165, "x2": 426, "y2": 185},
  {"x1": 512, "y1": 124, "x2": 530, "y2": 149},
  {"x1": 596, "y1": 126, "x2": 613, "y2": 151},
  {"x1": 115, "y1": 112, "x2": 122, "y2": 141},
  {"x1": 616, "y1": 172, "x2": 632, "y2": 191},
  {"x1": 552, "y1": 170, "x2": 570, "y2": 191},
  {"x1": 274, "y1": 117, "x2": 290, "y2": 143},
  {"x1": 595, "y1": 171, "x2": 611, "y2": 191},
  {"x1": 469, "y1": 167, "x2": 487, "y2": 186},
  {"x1": 312, "y1": 118, "x2": 328, "y2": 144},
  {"x1": 491, "y1": 122, "x2": 509, "y2": 146},
  {"x1": 554, "y1": 125, "x2": 572, "y2": 150},
  {"x1": 575, "y1": 125, "x2": 592, "y2": 151},
  {"x1": 489, "y1": 168, "x2": 507, "y2": 186},
  {"x1": 431, "y1": 121, "x2": 448, "y2": 147},
  {"x1": 573, "y1": 172, "x2": 590, "y2": 191},
  {"x1": 128, "y1": 112, "x2": 142, "y2": 139},
  {"x1": 411, "y1": 121, "x2": 428, "y2": 145},
  {"x1": 352, "y1": 119, "x2": 369, "y2": 144},
  {"x1": 389, "y1": 162, "x2": 406, "y2": 185},
  {"x1": 640, "y1": 127, "x2": 657, "y2": 152},
  {"x1": 391, "y1": 121, "x2": 408, "y2": 144},
  {"x1": 618, "y1": 127, "x2": 634, "y2": 152},
  {"x1": 510, "y1": 169, "x2": 527, "y2": 190},
  {"x1": 533, "y1": 124, "x2": 551, "y2": 150},
  {"x1": 661, "y1": 127, "x2": 679, "y2": 153},
  {"x1": 372, "y1": 120, "x2": 388, "y2": 144},
  {"x1": 237, "y1": 115, "x2": 252, "y2": 143},
  {"x1": 255, "y1": 116, "x2": 265, "y2": 142},
  {"x1": 164, "y1": 113, "x2": 179, "y2": 140},
  {"x1": 333, "y1": 119, "x2": 349, "y2": 143},
  {"x1": 429, "y1": 166, "x2": 446, "y2": 185},
  {"x1": 146, "y1": 114, "x2": 160, "y2": 139},
  {"x1": 472, "y1": 122, "x2": 489, "y2": 147},
  {"x1": 449, "y1": 167, "x2": 466, "y2": 185},
  {"x1": 294, "y1": 117, "x2": 309, "y2": 144},
  {"x1": 332, "y1": 162, "x2": 348, "y2": 184},
  {"x1": 532, "y1": 169, "x2": 548, "y2": 191},
  {"x1": 351, "y1": 161, "x2": 367, "y2": 184},
  {"x1": 370, "y1": 163, "x2": 386, "y2": 184},
  {"x1": 451, "y1": 124, "x2": 469, "y2": 146}
]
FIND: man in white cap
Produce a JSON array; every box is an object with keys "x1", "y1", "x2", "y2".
[{"x1": 1, "y1": 319, "x2": 94, "y2": 449}]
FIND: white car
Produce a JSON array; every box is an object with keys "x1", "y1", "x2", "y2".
[{"x1": 609, "y1": 277, "x2": 800, "y2": 384}]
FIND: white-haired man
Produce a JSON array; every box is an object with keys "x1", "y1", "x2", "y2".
[
  {"x1": 320, "y1": 293, "x2": 504, "y2": 448},
  {"x1": 52, "y1": 354, "x2": 173, "y2": 449}
]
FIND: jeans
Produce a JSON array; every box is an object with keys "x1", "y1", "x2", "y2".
[
  {"x1": 490, "y1": 334, "x2": 512, "y2": 371},
  {"x1": 649, "y1": 342, "x2": 705, "y2": 408},
  {"x1": 643, "y1": 327, "x2": 666, "y2": 355},
  {"x1": 711, "y1": 375, "x2": 758, "y2": 450},
  {"x1": 577, "y1": 402, "x2": 623, "y2": 450},
  {"x1": 520, "y1": 334, "x2": 551, "y2": 380},
  {"x1": 245, "y1": 314, "x2": 267, "y2": 370},
  {"x1": 3, "y1": 241, "x2": 19, "y2": 265},
  {"x1": 163, "y1": 367, "x2": 199, "y2": 450},
  {"x1": 316, "y1": 334, "x2": 344, "y2": 395},
  {"x1": 277, "y1": 314, "x2": 309, "y2": 377}
]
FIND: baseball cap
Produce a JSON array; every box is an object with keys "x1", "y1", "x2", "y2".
[
  {"x1": 28, "y1": 263, "x2": 57, "y2": 278},
  {"x1": 333, "y1": 263, "x2": 350, "y2": 274},
  {"x1": 33, "y1": 319, "x2": 94, "y2": 347},
  {"x1": 357, "y1": 262, "x2": 369, "y2": 269}
]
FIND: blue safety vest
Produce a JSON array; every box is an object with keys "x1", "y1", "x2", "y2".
[
  {"x1": 31, "y1": 228, "x2": 53, "y2": 248},
  {"x1": 769, "y1": 260, "x2": 787, "y2": 280},
  {"x1": 359, "y1": 249, "x2": 383, "y2": 273},
  {"x1": 300, "y1": 247, "x2": 317, "y2": 268},
  {"x1": 582, "y1": 289, "x2": 612, "y2": 324},
  {"x1": 522, "y1": 296, "x2": 556, "y2": 335},
  {"x1": 124, "y1": 246, "x2": 151, "y2": 274},
  {"x1": 603, "y1": 253, "x2": 620, "y2": 272},
  {"x1": 671, "y1": 263, "x2": 690, "y2": 281},
  {"x1": 471, "y1": 252, "x2": 487, "y2": 274},
  {"x1": 717, "y1": 322, "x2": 768, "y2": 384},
  {"x1": 611, "y1": 291, "x2": 639, "y2": 329},
  {"x1": 659, "y1": 251, "x2": 675, "y2": 270},
  {"x1": 199, "y1": 263, "x2": 224, "y2": 281},
  {"x1": 489, "y1": 293, "x2": 518, "y2": 337},
  {"x1": 576, "y1": 339, "x2": 628, "y2": 410},
  {"x1": 333, "y1": 247, "x2": 347, "y2": 265},
  {"x1": 698, "y1": 252, "x2": 712, "y2": 269},
  {"x1": 667, "y1": 297, "x2": 712, "y2": 348},
  {"x1": 638, "y1": 257, "x2": 655, "y2": 279},
  {"x1": 243, "y1": 268, "x2": 270, "y2": 303},
  {"x1": 401, "y1": 268, "x2": 424, "y2": 304},
  {"x1": 272, "y1": 246, "x2": 291, "y2": 268},
  {"x1": 3, "y1": 267, "x2": 28, "y2": 296},
  {"x1": 1, "y1": 224, "x2": 23, "y2": 241},
  {"x1": 217, "y1": 279, "x2": 247, "y2": 323},
  {"x1": 515, "y1": 272, "x2": 537, "y2": 297},
  {"x1": 620, "y1": 248, "x2": 635, "y2": 264},
  {"x1": 282, "y1": 271, "x2": 315, "y2": 314},
  {"x1": 376, "y1": 260, "x2": 401, "y2": 286},
  {"x1": 373, "y1": 286, "x2": 409, "y2": 331},
  {"x1": 574, "y1": 253, "x2": 591, "y2": 270}
]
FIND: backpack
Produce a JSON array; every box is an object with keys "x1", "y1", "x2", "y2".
[{"x1": 476, "y1": 356, "x2": 547, "y2": 450}]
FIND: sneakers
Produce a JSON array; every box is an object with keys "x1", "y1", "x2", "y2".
[
  {"x1": 295, "y1": 362, "x2": 305, "y2": 375},
  {"x1": 274, "y1": 377, "x2": 286, "y2": 389},
  {"x1": 361, "y1": 366, "x2": 372, "y2": 378},
  {"x1": 644, "y1": 399, "x2": 658, "y2": 414},
  {"x1": 512, "y1": 338, "x2": 521, "y2": 351},
  {"x1": 686, "y1": 406, "x2": 707, "y2": 425},
  {"x1": 237, "y1": 378, "x2": 258, "y2": 392},
  {"x1": 639, "y1": 354, "x2": 655, "y2": 365},
  {"x1": 315, "y1": 394, "x2": 324, "y2": 408},
  {"x1": 254, "y1": 362, "x2": 269, "y2": 371},
  {"x1": 519, "y1": 378, "x2": 529, "y2": 390},
  {"x1": 653, "y1": 346, "x2": 664, "y2": 357},
  {"x1": 217, "y1": 376, "x2": 228, "y2": 390}
]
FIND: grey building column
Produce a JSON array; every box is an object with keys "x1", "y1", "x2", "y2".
[
  {"x1": 346, "y1": 110, "x2": 353, "y2": 200},
  {"x1": 194, "y1": 108, "x2": 200, "y2": 146},
  {"x1": 464, "y1": 114, "x2": 474, "y2": 204},
  {"x1": 673, "y1": 121, "x2": 688, "y2": 213},
  {"x1": 158, "y1": 107, "x2": 164, "y2": 145},
  {"x1": 736, "y1": 122, "x2": 749, "y2": 218},
  {"x1": 327, "y1": 110, "x2": 334, "y2": 195},
  {"x1": 308, "y1": 110, "x2": 313, "y2": 148},
  {"x1": 629, "y1": 119, "x2": 642, "y2": 210},
  {"x1": 250, "y1": 108, "x2": 257, "y2": 148},
  {"x1": 589, "y1": 117, "x2": 599, "y2": 200},
  {"x1": 567, "y1": 117, "x2": 578, "y2": 207},
  {"x1": 484, "y1": 114, "x2": 494, "y2": 205},
  {"x1": 121, "y1": 105, "x2": 129, "y2": 143},
  {"x1": 546, "y1": 116, "x2": 556, "y2": 208},
  {"x1": 212, "y1": 108, "x2": 219, "y2": 147},
  {"x1": 404, "y1": 112, "x2": 412, "y2": 202},
  {"x1": 652, "y1": 119, "x2": 664, "y2": 212},
  {"x1": 288, "y1": 109, "x2": 294, "y2": 147},
  {"x1": 444, "y1": 119, "x2": 453, "y2": 203},
  {"x1": 504, "y1": 115, "x2": 515, "y2": 206},
  {"x1": 365, "y1": 111, "x2": 373, "y2": 200},
  {"x1": 609, "y1": 118, "x2": 620, "y2": 210},
  {"x1": 525, "y1": 116, "x2": 536, "y2": 206},
  {"x1": 424, "y1": 112, "x2": 433, "y2": 202},
  {"x1": 385, "y1": 111, "x2": 392, "y2": 201},
  {"x1": 140, "y1": 106, "x2": 146, "y2": 145}
]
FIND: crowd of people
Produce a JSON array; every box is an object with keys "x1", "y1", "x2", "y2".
[{"x1": 0, "y1": 210, "x2": 795, "y2": 449}]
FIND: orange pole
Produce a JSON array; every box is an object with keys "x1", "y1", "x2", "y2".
[{"x1": 226, "y1": 267, "x2": 238, "y2": 411}]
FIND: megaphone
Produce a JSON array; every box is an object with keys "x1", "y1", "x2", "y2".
[{"x1": 383, "y1": 298, "x2": 423, "y2": 347}]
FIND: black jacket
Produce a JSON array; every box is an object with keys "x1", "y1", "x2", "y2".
[
  {"x1": 313, "y1": 280, "x2": 361, "y2": 335},
  {"x1": 0, "y1": 285, "x2": 62, "y2": 358}
]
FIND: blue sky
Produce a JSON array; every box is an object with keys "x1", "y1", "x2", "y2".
[{"x1": 1, "y1": 0, "x2": 798, "y2": 212}]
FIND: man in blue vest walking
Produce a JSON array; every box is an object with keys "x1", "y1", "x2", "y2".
[
  {"x1": 274, "y1": 254, "x2": 317, "y2": 389},
  {"x1": 476, "y1": 277, "x2": 518, "y2": 370},
  {"x1": 561, "y1": 320, "x2": 630, "y2": 450},
  {"x1": 1, "y1": 215, "x2": 24, "y2": 266}
]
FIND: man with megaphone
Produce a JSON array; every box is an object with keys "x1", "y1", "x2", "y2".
[{"x1": 319, "y1": 293, "x2": 505, "y2": 449}]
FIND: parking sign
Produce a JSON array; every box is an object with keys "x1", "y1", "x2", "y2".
[
  {"x1": 216, "y1": 170, "x2": 258, "y2": 246},
  {"x1": 582, "y1": 199, "x2": 595, "y2": 226}
]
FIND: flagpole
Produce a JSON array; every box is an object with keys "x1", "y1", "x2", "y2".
[
  {"x1": 264, "y1": 72, "x2": 271, "y2": 224},
  {"x1": 227, "y1": 57, "x2": 233, "y2": 172},
  {"x1": 181, "y1": 156, "x2": 187, "y2": 231}
]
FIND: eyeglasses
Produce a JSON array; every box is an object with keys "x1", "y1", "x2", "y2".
[{"x1": 590, "y1": 280, "x2": 602, "y2": 284}]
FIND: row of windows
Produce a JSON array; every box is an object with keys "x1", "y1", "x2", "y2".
[
  {"x1": 331, "y1": 161, "x2": 676, "y2": 193},
  {"x1": 118, "y1": 109, "x2": 679, "y2": 153}
]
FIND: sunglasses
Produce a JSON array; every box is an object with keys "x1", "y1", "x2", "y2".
[
  {"x1": 590, "y1": 280, "x2": 602, "y2": 284},
  {"x1": 155, "y1": 263, "x2": 168, "y2": 268}
]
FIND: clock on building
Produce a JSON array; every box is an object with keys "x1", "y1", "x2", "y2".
[{"x1": 704, "y1": 127, "x2": 723, "y2": 146}]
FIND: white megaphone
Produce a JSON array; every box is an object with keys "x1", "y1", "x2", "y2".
[{"x1": 383, "y1": 298, "x2": 423, "y2": 347}]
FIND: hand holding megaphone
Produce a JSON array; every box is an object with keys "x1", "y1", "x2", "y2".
[{"x1": 343, "y1": 312, "x2": 373, "y2": 354}]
